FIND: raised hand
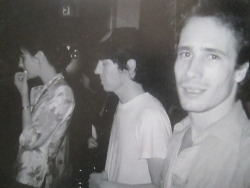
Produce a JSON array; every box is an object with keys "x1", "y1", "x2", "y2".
[{"x1": 14, "y1": 71, "x2": 28, "y2": 97}]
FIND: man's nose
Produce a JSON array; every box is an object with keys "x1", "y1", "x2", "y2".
[
  {"x1": 94, "y1": 61, "x2": 103, "y2": 75},
  {"x1": 185, "y1": 56, "x2": 202, "y2": 79}
]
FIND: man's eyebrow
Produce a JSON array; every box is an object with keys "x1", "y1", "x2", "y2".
[
  {"x1": 177, "y1": 46, "x2": 192, "y2": 51},
  {"x1": 203, "y1": 47, "x2": 227, "y2": 56}
]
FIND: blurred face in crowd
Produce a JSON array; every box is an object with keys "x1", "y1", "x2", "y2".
[
  {"x1": 95, "y1": 59, "x2": 127, "y2": 93},
  {"x1": 66, "y1": 58, "x2": 79, "y2": 75},
  {"x1": 19, "y1": 48, "x2": 40, "y2": 79},
  {"x1": 174, "y1": 16, "x2": 248, "y2": 113}
]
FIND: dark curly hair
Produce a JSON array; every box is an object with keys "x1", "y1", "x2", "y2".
[
  {"x1": 96, "y1": 27, "x2": 149, "y2": 86},
  {"x1": 18, "y1": 25, "x2": 71, "y2": 73}
]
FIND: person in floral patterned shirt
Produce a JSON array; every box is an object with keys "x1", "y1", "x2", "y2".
[{"x1": 13, "y1": 30, "x2": 75, "y2": 187}]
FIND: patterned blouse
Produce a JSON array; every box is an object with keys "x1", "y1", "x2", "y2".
[{"x1": 16, "y1": 74, "x2": 75, "y2": 188}]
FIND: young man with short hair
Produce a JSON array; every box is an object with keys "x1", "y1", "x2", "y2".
[
  {"x1": 163, "y1": 1, "x2": 250, "y2": 187},
  {"x1": 89, "y1": 28, "x2": 172, "y2": 188}
]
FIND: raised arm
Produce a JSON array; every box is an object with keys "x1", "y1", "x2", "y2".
[
  {"x1": 14, "y1": 71, "x2": 32, "y2": 129},
  {"x1": 19, "y1": 85, "x2": 75, "y2": 150}
]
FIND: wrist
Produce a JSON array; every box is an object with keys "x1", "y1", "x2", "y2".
[
  {"x1": 21, "y1": 92, "x2": 28, "y2": 97},
  {"x1": 22, "y1": 97, "x2": 29, "y2": 106}
]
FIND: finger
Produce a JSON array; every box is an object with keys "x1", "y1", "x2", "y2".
[
  {"x1": 90, "y1": 139, "x2": 98, "y2": 145},
  {"x1": 89, "y1": 137, "x2": 97, "y2": 142},
  {"x1": 14, "y1": 72, "x2": 22, "y2": 80},
  {"x1": 89, "y1": 139, "x2": 98, "y2": 145},
  {"x1": 89, "y1": 144, "x2": 98, "y2": 149},
  {"x1": 23, "y1": 71, "x2": 28, "y2": 82},
  {"x1": 90, "y1": 142, "x2": 98, "y2": 147},
  {"x1": 14, "y1": 74, "x2": 19, "y2": 84},
  {"x1": 88, "y1": 138, "x2": 94, "y2": 143},
  {"x1": 14, "y1": 73, "x2": 24, "y2": 85}
]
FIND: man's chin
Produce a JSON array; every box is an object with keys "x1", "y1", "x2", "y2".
[
  {"x1": 103, "y1": 87, "x2": 111, "y2": 92},
  {"x1": 181, "y1": 102, "x2": 209, "y2": 113}
]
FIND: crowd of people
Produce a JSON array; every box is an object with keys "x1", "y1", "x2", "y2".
[{"x1": 0, "y1": 0, "x2": 250, "y2": 188}]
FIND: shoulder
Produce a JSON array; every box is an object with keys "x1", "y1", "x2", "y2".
[
  {"x1": 133, "y1": 94, "x2": 169, "y2": 122},
  {"x1": 137, "y1": 106, "x2": 171, "y2": 132},
  {"x1": 52, "y1": 79, "x2": 74, "y2": 98},
  {"x1": 47, "y1": 82, "x2": 75, "y2": 110},
  {"x1": 137, "y1": 106, "x2": 169, "y2": 123},
  {"x1": 240, "y1": 122, "x2": 250, "y2": 153},
  {"x1": 139, "y1": 93, "x2": 166, "y2": 112}
]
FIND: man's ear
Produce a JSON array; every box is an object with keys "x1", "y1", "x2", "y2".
[
  {"x1": 127, "y1": 59, "x2": 136, "y2": 79},
  {"x1": 234, "y1": 62, "x2": 249, "y2": 83},
  {"x1": 34, "y1": 51, "x2": 46, "y2": 63}
]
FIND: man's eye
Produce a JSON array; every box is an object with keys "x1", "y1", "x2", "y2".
[
  {"x1": 179, "y1": 52, "x2": 191, "y2": 58},
  {"x1": 208, "y1": 54, "x2": 220, "y2": 60}
]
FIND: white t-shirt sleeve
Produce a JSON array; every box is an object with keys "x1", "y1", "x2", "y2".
[{"x1": 137, "y1": 109, "x2": 171, "y2": 159}]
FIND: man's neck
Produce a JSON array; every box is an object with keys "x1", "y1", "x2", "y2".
[{"x1": 115, "y1": 81, "x2": 145, "y2": 104}]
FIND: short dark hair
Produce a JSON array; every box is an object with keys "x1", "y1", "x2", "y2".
[
  {"x1": 179, "y1": 0, "x2": 250, "y2": 68},
  {"x1": 18, "y1": 26, "x2": 71, "y2": 73},
  {"x1": 97, "y1": 27, "x2": 148, "y2": 85}
]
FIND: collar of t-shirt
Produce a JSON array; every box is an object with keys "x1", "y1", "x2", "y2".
[{"x1": 118, "y1": 92, "x2": 148, "y2": 109}]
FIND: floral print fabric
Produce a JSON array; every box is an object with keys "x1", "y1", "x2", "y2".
[{"x1": 16, "y1": 74, "x2": 75, "y2": 188}]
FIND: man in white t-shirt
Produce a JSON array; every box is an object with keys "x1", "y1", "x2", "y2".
[{"x1": 89, "y1": 28, "x2": 172, "y2": 188}]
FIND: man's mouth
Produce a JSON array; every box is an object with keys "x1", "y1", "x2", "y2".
[
  {"x1": 184, "y1": 87, "x2": 205, "y2": 94},
  {"x1": 180, "y1": 85, "x2": 206, "y2": 97}
]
